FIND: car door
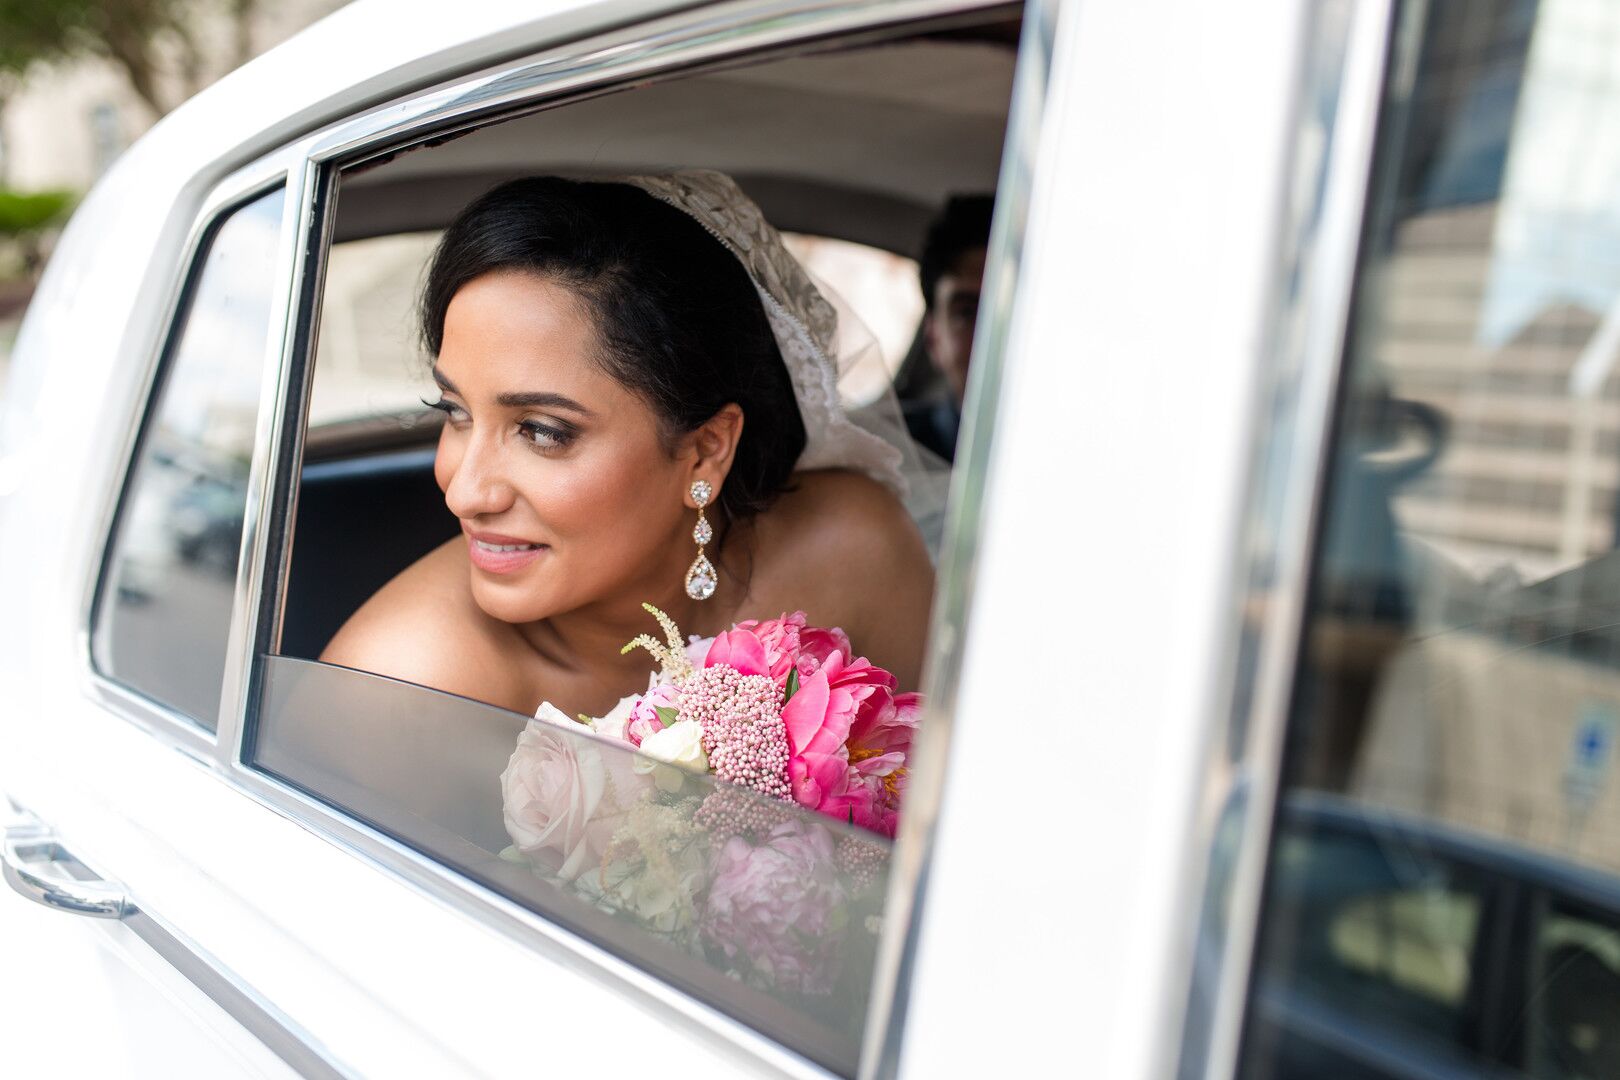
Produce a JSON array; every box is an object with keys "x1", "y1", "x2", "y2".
[{"x1": 0, "y1": 1, "x2": 1057, "y2": 1076}]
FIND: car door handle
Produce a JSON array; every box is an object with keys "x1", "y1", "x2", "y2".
[{"x1": 2, "y1": 818, "x2": 137, "y2": 919}]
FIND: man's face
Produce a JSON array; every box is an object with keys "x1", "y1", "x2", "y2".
[{"x1": 923, "y1": 247, "x2": 986, "y2": 408}]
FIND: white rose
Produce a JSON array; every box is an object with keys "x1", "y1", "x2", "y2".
[
  {"x1": 534, "y1": 700, "x2": 577, "y2": 727},
  {"x1": 591, "y1": 694, "x2": 637, "y2": 742},
  {"x1": 634, "y1": 720, "x2": 709, "y2": 792}
]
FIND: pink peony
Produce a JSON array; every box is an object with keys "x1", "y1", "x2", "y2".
[
  {"x1": 779, "y1": 642, "x2": 917, "y2": 836},
  {"x1": 795, "y1": 624, "x2": 853, "y2": 679},
  {"x1": 701, "y1": 820, "x2": 845, "y2": 994},
  {"x1": 781, "y1": 666, "x2": 859, "y2": 816},
  {"x1": 724, "y1": 612, "x2": 807, "y2": 688}
]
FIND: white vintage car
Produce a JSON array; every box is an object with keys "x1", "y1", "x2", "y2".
[{"x1": 4, "y1": 0, "x2": 1620, "y2": 1077}]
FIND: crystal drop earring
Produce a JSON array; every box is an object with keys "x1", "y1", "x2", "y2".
[{"x1": 685, "y1": 479, "x2": 717, "y2": 600}]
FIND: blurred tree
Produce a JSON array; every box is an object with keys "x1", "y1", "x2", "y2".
[
  {"x1": 0, "y1": 0, "x2": 262, "y2": 117},
  {"x1": 0, "y1": 187, "x2": 74, "y2": 275}
]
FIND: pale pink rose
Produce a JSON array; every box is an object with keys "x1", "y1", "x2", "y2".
[
  {"x1": 683, "y1": 634, "x2": 715, "y2": 671},
  {"x1": 501, "y1": 718, "x2": 617, "y2": 881},
  {"x1": 701, "y1": 820, "x2": 845, "y2": 994},
  {"x1": 624, "y1": 682, "x2": 681, "y2": 748}
]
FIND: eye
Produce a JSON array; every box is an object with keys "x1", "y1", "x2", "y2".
[
  {"x1": 421, "y1": 396, "x2": 468, "y2": 423},
  {"x1": 518, "y1": 419, "x2": 575, "y2": 451}
]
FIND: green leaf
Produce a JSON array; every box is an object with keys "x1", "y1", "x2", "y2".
[
  {"x1": 784, "y1": 668, "x2": 800, "y2": 704},
  {"x1": 655, "y1": 705, "x2": 680, "y2": 728}
]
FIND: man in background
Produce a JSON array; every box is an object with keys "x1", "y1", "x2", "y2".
[{"x1": 904, "y1": 194, "x2": 994, "y2": 464}]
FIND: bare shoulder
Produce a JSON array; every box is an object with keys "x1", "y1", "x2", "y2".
[
  {"x1": 752, "y1": 470, "x2": 934, "y2": 688},
  {"x1": 319, "y1": 538, "x2": 535, "y2": 711}
]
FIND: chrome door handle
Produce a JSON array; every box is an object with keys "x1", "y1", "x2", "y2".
[{"x1": 2, "y1": 818, "x2": 137, "y2": 919}]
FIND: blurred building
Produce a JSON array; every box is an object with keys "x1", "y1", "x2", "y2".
[{"x1": 0, "y1": 1, "x2": 347, "y2": 192}]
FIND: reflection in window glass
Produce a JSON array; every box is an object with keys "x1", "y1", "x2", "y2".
[
  {"x1": 1529, "y1": 900, "x2": 1620, "y2": 1078},
  {"x1": 94, "y1": 188, "x2": 285, "y2": 729},
  {"x1": 251, "y1": 658, "x2": 891, "y2": 1078},
  {"x1": 1239, "y1": 2, "x2": 1620, "y2": 1077}
]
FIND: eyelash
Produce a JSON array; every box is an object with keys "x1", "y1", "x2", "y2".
[
  {"x1": 518, "y1": 419, "x2": 574, "y2": 450},
  {"x1": 422, "y1": 397, "x2": 576, "y2": 452}
]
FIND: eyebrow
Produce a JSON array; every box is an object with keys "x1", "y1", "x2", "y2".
[{"x1": 432, "y1": 367, "x2": 594, "y2": 415}]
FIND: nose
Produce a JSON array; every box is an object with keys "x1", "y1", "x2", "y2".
[{"x1": 437, "y1": 426, "x2": 516, "y2": 521}]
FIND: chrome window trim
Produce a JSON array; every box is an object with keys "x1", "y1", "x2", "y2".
[
  {"x1": 1171, "y1": 2, "x2": 1400, "y2": 1079},
  {"x1": 80, "y1": 155, "x2": 298, "y2": 759},
  {"x1": 214, "y1": 144, "x2": 325, "y2": 768},
  {"x1": 218, "y1": 2, "x2": 1023, "y2": 1078},
  {"x1": 300, "y1": 0, "x2": 1016, "y2": 170},
  {"x1": 859, "y1": 0, "x2": 1056, "y2": 1076}
]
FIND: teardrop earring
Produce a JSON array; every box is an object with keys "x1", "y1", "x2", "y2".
[{"x1": 684, "y1": 479, "x2": 717, "y2": 600}]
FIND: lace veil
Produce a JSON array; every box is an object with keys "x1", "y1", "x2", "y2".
[{"x1": 620, "y1": 171, "x2": 951, "y2": 554}]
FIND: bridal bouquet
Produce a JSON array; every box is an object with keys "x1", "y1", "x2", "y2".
[
  {"x1": 498, "y1": 606, "x2": 914, "y2": 998},
  {"x1": 594, "y1": 604, "x2": 920, "y2": 839}
]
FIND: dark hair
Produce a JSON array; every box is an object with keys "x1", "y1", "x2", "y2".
[
  {"x1": 421, "y1": 176, "x2": 806, "y2": 525},
  {"x1": 918, "y1": 194, "x2": 995, "y2": 309}
]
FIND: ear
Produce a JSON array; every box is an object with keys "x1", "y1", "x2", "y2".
[{"x1": 680, "y1": 403, "x2": 745, "y2": 507}]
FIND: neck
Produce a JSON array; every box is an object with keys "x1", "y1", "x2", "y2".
[{"x1": 510, "y1": 521, "x2": 758, "y2": 703}]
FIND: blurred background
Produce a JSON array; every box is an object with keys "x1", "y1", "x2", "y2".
[{"x1": 0, "y1": 0, "x2": 347, "y2": 389}]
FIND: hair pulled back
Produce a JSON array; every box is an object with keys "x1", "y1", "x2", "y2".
[{"x1": 421, "y1": 176, "x2": 807, "y2": 524}]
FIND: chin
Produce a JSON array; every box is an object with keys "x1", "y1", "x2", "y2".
[{"x1": 468, "y1": 574, "x2": 557, "y2": 625}]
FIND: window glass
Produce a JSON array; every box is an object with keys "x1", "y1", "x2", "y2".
[
  {"x1": 1528, "y1": 898, "x2": 1620, "y2": 1078},
  {"x1": 252, "y1": 657, "x2": 893, "y2": 1077},
  {"x1": 1238, "y1": 1, "x2": 1620, "y2": 1077},
  {"x1": 94, "y1": 188, "x2": 286, "y2": 729}
]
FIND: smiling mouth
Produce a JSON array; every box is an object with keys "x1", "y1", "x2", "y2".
[
  {"x1": 464, "y1": 531, "x2": 549, "y2": 574},
  {"x1": 472, "y1": 539, "x2": 542, "y2": 553}
]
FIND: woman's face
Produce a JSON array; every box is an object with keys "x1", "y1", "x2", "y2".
[{"x1": 430, "y1": 269, "x2": 691, "y2": 625}]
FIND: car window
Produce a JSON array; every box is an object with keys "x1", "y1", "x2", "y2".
[
  {"x1": 1528, "y1": 897, "x2": 1620, "y2": 1079},
  {"x1": 1235, "y1": 2, "x2": 1620, "y2": 1077},
  {"x1": 93, "y1": 187, "x2": 286, "y2": 730},
  {"x1": 1250, "y1": 805, "x2": 1493, "y2": 1067},
  {"x1": 251, "y1": 15, "x2": 1016, "y2": 1076}
]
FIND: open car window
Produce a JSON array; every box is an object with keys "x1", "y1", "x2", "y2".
[{"x1": 248, "y1": 12, "x2": 1019, "y2": 1075}]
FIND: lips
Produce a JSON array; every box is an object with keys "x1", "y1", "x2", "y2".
[{"x1": 464, "y1": 528, "x2": 548, "y2": 574}]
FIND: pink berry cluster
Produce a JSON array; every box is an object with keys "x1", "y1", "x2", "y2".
[
  {"x1": 677, "y1": 665, "x2": 791, "y2": 800},
  {"x1": 835, "y1": 833, "x2": 887, "y2": 896},
  {"x1": 693, "y1": 787, "x2": 795, "y2": 842}
]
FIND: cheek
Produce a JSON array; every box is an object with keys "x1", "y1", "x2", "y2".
[{"x1": 520, "y1": 439, "x2": 676, "y2": 540}]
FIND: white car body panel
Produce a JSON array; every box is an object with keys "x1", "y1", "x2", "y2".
[{"x1": 0, "y1": 0, "x2": 1372, "y2": 1076}]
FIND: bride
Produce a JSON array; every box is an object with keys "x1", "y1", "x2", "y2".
[{"x1": 321, "y1": 172, "x2": 936, "y2": 720}]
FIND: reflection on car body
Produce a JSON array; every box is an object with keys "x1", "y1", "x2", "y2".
[{"x1": 2, "y1": 0, "x2": 1619, "y2": 1077}]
